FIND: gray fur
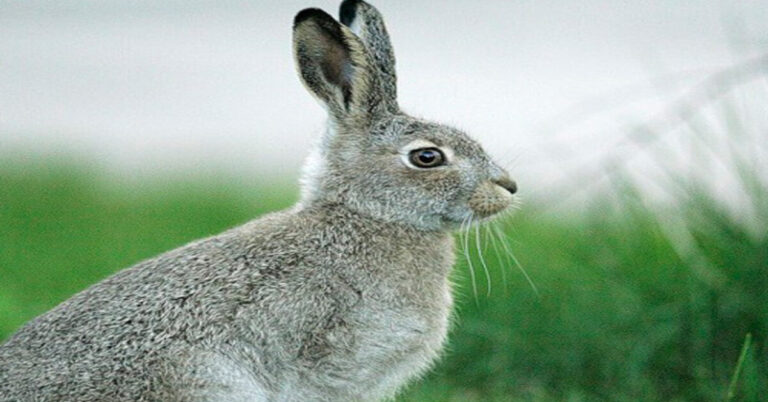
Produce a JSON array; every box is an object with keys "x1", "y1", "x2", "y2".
[
  {"x1": 340, "y1": 0, "x2": 398, "y2": 112},
  {"x1": 0, "y1": 2, "x2": 517, "y2": 401}
]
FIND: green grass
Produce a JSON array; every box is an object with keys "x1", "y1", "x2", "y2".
[{"x1": 0, "y1": 160, "x2": 765, "y2": 401}]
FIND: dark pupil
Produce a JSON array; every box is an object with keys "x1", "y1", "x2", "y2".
[
  {"x1": 418, "y1": 150, "x2": 437, "y2": 164},
  {"x1": 409, "y1": 147, "x2": 443, "y2": 168}
]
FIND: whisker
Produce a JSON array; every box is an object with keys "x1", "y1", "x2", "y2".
[
  {"x1": 492, "y1": 223, "x2": 540, "y2": 297},
  {"x1": 488, "y1": 221, "x2": 509, "y2": 294},
  {"x1": 495, "y1": 149, "x2": 523, "y2": 171},
  {"x1": 508, "y1": 195, "x2": 523, "y2": 211},
  {"x1": 461, "y1": 215, "x2": 479, "y2": 306},
  {"x1": 474, "y1": 223, "x2": 492, "y2": 297}
]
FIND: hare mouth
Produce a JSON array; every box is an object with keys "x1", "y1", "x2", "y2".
[
  {"x1": 468, "y1": 205, "x2": 514, "y2": 222},
  {"x1": 467, "y1": 182, "x2": 515, "y2": 219}
]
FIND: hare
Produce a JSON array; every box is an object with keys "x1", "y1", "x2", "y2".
[{"x1": 0, "y1": 1, "x2": 518, "y2": 401}]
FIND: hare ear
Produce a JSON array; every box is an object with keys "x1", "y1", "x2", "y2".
[
  {"x1": 293, "y1": 8, "x2": 383, "y2": 124},
  {"x1": 339, "y1": 0, "x2": 397, "y2": 110}
]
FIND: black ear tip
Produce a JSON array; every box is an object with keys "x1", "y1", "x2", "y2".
[
  {"x1": 294, "y1": 8, "x2": 334, "y2": 28},
  {"x1": 339, "y1": 0, "x2": 362, "y2": 27}
]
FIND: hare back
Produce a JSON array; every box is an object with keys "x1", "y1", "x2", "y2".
[{"x1": 0, "y1": 204, "x2": 454, "y2": 401}]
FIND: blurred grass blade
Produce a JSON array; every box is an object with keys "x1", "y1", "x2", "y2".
[{"x1": 725, "y1": 333, "x2": 753, "y2": 401}]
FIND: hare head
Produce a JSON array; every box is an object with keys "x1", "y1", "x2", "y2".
[{"x1": 294, "y1": 0, "x2": 517, "y2": 231}]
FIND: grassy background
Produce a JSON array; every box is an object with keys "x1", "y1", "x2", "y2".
[{"x1": 0, "y1": 160, "x2": 765, "y2": 401}]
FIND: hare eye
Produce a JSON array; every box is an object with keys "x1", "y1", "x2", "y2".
[{"x1": 409, "y1": 148, "x2": 445, "y2": 168}]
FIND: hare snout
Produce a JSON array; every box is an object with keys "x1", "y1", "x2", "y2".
[
  {"x1": 467, "y1": 180, "x2": 517, "y2": 217},
  {"x1": 493, "y1": 176, "x2": 517, "y2": 195}
]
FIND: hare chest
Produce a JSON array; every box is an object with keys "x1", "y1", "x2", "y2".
[{"x1": 340, "y1": 277, "x2": 454, "y2": 399}]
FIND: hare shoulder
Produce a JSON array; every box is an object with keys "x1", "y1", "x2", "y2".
[{"x1": 1, "y1": 205, "x2": 454, "y2": 401}]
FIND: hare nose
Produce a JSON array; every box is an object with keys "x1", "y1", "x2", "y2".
[{"x1": 493, "y1": 177, "x2": 517, "y2": 194}]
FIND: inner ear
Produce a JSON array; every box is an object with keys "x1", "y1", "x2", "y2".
[
  {"x1": 294, "y1": 9, "x2": 360, "y2": 110},
  {"x1": 318, "y1": 38, "x2": 354, "y2": 107}
]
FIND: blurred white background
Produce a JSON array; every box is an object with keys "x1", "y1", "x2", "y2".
[{"x1": 1, "y1": 0, "x2": 767, "y2": 200}]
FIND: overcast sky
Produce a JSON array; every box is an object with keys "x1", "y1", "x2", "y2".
[{"x1": 1, "y1": 0, "x2": 767, "y2": 201}]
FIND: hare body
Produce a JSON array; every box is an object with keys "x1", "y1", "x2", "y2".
[
  {"x1": 1, "y1": 205, "x2": 452, "y2": 401},
  {"x1": 1, "y1": 1, "x2": 518, "y2": 400}
]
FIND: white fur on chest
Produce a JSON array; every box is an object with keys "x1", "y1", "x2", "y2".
[
  {"x1": 189, "y1": 237, "x2": 454, "y2": 401},
  {"x1": 192, "y1": 285, "x2": 452, "y2": 402},
  {"x1": 189, "y1": 353, "x2": 270, "y2": 402},
  {"x1": 349, "y1": 280, "x2": 454, "y2": 399}
]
